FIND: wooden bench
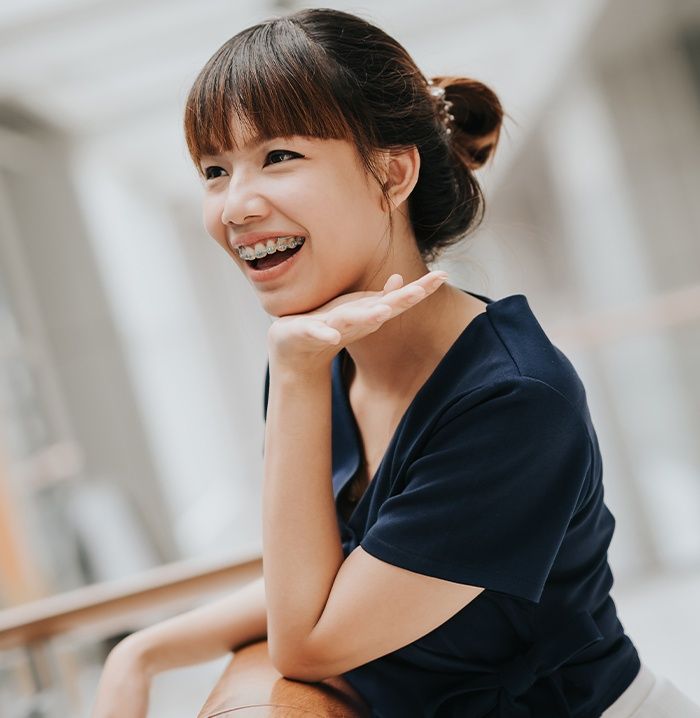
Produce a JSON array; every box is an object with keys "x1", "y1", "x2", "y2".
[{"x1": 197, "y1": 638, "x2": 370, "y2": 717}]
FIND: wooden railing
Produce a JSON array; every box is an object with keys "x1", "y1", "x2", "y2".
[
  {"x1": 0, "y1": 550, "x2": 263, "y2": 652},
  {"x1": 547, "y1": 282, "x2": 700, "y2": 348},
  {"x1": 0, "y1": 549, "x2": 370, "y2": 716}
]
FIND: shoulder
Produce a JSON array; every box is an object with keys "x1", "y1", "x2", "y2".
[
  {"x1": 433, "y1": 377, "x2": 592, "y2": 463},
  {"x1": 439, "y1": 293, "x2": 591, "y2": 430},
  {"x1": 488, "y1": 294, "x2": 585, "y2": 401}
]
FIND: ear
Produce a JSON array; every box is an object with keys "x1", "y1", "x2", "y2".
[{"x1": 380, "y1": 146, "x2": 420, "y2": 212}]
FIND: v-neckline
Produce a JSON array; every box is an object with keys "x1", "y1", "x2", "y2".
[{"x1": 333, "y1": 288, "x2": 494, "y2": 519}]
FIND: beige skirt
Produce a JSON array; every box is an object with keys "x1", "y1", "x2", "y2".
[{"x1": 601, "y1": 663, "x2": 700, "y2": 717}]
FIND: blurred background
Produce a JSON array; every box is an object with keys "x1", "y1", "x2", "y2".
[{"x1": 0, "y1": 0, "x2": 699, "y2": 715}]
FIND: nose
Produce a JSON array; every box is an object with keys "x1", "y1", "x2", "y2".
[{"x1": 220, "y1": 175, "x2": 270, "y2": 226}]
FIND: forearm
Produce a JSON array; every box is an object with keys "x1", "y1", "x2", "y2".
[
  {"x1": 262, "y1": 361, "x2": 344, "y2": 668},
  {"x1": 121, "y1": 575, "x2": 267, "y2": 676}
]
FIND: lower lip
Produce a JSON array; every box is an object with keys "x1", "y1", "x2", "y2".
[{"x1": 242, "y1": 240, "x2": 306, "y2": 283}]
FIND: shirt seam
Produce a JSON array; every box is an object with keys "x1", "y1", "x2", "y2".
[
  {"x1": 485, "y1": 311, "x2": 594, "y2": 441},
  {"x1": 432, "y1": 377, "x2": 594, "y2": 495},
  {"x1": 434, "y1": 330, "x2": 596, "y2": 511},
  {"x1": 516, "y1": 377, "x2": 595, "y2": 513},
  {"x1": 361, "y1": 532, "x2": 541, "y2": 595},
  {"x1": 386, "y1": 376, "x2": 595, "y2": 580}
]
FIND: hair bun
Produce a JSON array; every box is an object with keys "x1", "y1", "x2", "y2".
[{"x1": 429, "y1": 75, "x2": 504, "y2": 169}]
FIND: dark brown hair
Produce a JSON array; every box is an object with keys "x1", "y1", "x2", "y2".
[{"x1": 183, "y1": 7, "x2": 504, "y2": 264}]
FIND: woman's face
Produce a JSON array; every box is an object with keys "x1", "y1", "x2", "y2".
[{"x1": 200, "y1": 128, "x2": 392, "y2": 317}]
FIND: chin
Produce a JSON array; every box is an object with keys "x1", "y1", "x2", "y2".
[{"x1": 259, "y1": 294, "x2": 309, "y2": 319}]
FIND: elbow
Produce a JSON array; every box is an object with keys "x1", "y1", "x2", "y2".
[
  {"x1": 269, "y1": 640, "x2": 327, "y2": 683},
  {"x1": 277, "y1": 664, "x2": 320, "y2": 683}
]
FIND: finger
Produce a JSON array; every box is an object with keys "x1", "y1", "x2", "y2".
[
  {"x1": 327, "y1": 303, "x2": 390, "y2": 331},
  {"x1": 400, "y1": 271, "x2": 449, "y2": 299},
  {"x1": 412, "y1": 270, "x2": 449, "y2": 292},
  {"x1": 383, "y1": 270, "x2": 448, "y2": 299},
  {"x1": 310, "y1": 323, "x2": 342, "y2": 344},
  {"x1": 379, "y1": 272, "x2": 448, "y2": 312},
  {"x1": 370, "y1": 303, "x2": 393, "y2": 322},
  {"x1": 390, "y1": 282, "x2": 430, "y2": 304},
  {"x1": 383, "y1": 274, "x2": 404, "y2": 294}
]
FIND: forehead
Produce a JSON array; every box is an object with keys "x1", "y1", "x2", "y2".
[
  {"x1": 198, "y1": 121, "x2": 266, "y2": 159},
  {"x1": 199, "y1": 137, "x2": 261, "y2": 162}
]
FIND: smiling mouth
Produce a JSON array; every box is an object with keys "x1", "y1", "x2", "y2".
[{"x1": 244, "y1": 239, "x2": 306, "y2": 271}]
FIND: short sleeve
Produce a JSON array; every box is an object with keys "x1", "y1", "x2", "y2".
[{"x1": 360, "y1": 378, "x2": 592, "y2": 603}]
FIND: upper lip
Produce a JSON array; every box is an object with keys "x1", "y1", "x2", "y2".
[{"x1": 229, "y1": 231, "x2": 306, "y2": 250}]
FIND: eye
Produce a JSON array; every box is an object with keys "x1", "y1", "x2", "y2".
[
  {"x1": 203, "y1": 166, "x2": 226, "y2": 180},
  {"x1": 265, "y1": 149, "x2": 302, "y2": 166}
]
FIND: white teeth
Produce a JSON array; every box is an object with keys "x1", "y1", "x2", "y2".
[{"x1": 237, "y1": 236, "x2": 305, "y2": 261}]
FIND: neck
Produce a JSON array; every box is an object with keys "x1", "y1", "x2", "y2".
[{"x1": 341, "y1": 281, "x2": 468, "y2": 399}]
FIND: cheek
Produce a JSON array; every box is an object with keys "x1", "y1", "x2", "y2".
[
  {"x1": 280, "y1": 174, "x2": 327, "y2": 211},
  {"x1": 331, "y1": 195, "x2": 387, "y2": 253},
  {"x1": 297, "y1": 169, "x2": 381, "y2": 234}
]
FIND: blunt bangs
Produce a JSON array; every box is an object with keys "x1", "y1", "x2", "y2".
[{"x1": 183, "y1": 19, "x2": 361, "y2": 174}]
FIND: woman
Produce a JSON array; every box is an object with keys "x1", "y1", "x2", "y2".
[{"x1": 91, "y1": 8, "x2": 700, "y2": 717}]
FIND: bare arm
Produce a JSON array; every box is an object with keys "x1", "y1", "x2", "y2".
[
  {"x1": 92, "y1": 574, "x2": 267, "y2": 717},
  {"x1": 98, "y1": 573, "x2": 266, "y2": 679},
  {"x1": 124, "y1": 574, "x2": 267, "y2": 676}
]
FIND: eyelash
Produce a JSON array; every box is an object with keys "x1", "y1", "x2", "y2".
[{"x1": 203, "y1": 150, "x2": 301, "y2": 180}]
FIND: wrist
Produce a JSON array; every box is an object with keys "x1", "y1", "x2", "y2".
[
  {"x1": 268, "y1": 356, "x2": 333, "y2": 385},
  {"x1": 110, "y1": 631, "x2": 157, "y2": 679}
]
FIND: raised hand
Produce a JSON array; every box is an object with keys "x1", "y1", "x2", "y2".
[{"x1": 266, "y1": 270, "x2": 449, "y2": 374}]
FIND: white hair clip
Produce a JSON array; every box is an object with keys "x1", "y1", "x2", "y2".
[{"x1": 427, "y1": 79, "x2": 455, "y2": 136}]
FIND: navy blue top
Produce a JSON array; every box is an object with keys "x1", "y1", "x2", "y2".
[{"x1": 263, "y1": 289, "x2": 641, "y2": 717}]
